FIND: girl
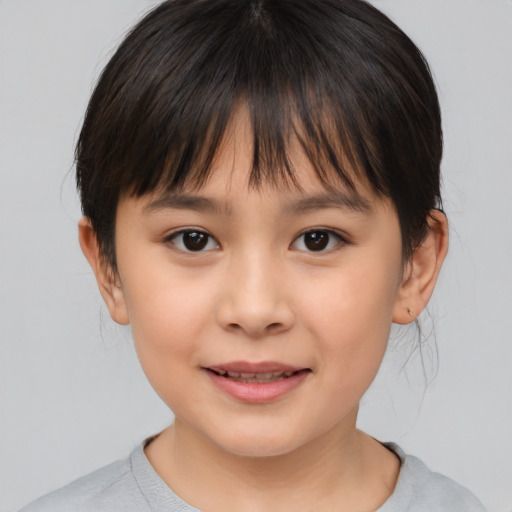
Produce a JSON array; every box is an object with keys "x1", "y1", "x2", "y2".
[{"x1": 19, "y1": 0, "x2": 487, "y2": 510}]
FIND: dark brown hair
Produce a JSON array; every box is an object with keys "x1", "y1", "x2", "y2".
[{"x1": 76, "y1": 0, "x2": 443, "y2": 268}]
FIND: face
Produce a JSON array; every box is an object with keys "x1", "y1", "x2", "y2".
[{"x1": 106, "y1": 123, "x2": 408, "y2": 458}]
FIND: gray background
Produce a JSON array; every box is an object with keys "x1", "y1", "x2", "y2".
[{"x1": 1, "y1": 1, "x2": 511, "y2": 511}]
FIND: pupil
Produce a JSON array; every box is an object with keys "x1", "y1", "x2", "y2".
[
  {"x1": 183, "y1": 231, "x2": 208, "y2": 251},
  {"x1": 305, "y1": 231, "x2": 329, "y2": 251}
]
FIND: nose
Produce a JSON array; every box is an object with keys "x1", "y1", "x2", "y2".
[{"x1": 215, "y1": 252, "x2": 295, "y2": 338}]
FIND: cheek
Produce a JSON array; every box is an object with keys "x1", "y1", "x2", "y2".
[
  {"x1": 125, "y1": 259, "x2": 214, "y2": 336},
  {"x1": 303, "y1": 256, "x2": 401, "y2": 388},
  {"x1": 120, "y1": 266, "x2": 215, "y2": 394}
]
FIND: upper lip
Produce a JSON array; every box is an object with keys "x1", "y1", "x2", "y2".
[{"x1": 205, "y1": 361, "x2": 307, "y2": 374}]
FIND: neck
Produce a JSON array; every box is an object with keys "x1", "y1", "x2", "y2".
[{"x1": 145, "y1": 413, "x2": 399, "y2": 512}]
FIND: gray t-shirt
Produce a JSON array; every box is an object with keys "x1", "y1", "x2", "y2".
[{"x1": 20, "y1": 441, "x2": 486, "y2": 512}]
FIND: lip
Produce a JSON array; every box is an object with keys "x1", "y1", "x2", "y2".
[
  {"x1": 208, "y1": 361, "x2": 304, "y2": 374},
  {"x1": 203, "y1": 361, "x2": 311, "y2": 403}
]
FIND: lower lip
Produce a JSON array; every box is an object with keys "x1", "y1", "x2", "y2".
[{"x1": 205, "y1": 370, "x2": 310, "y2": 403}]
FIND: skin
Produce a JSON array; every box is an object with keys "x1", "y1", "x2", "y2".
[{"x1": 79, "y1": 115, "x2": 448, "y2": 512}]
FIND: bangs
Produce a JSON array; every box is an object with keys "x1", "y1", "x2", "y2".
[
  {"x1": 76, "y1": 0, "x2": 442, "y2": 265},
  {"x1": 78, "y1": 0, "x2": 396, "y2": 199},
  {"x1": 138, "y1": 87, "x2": 369, "y2": 197}
]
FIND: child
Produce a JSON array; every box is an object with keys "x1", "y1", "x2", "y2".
[{"x1": 21, "y1": 0, "x2": 486, "y2": 510}]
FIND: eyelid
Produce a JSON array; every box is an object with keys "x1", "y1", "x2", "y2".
[
  {"x1": 290, "y1": 228, "x2": 349, "y2": 252},
  {"x1": 162, "y1": 226, "x2": 348, "y2": 253},
  {"x1": 164, "y1": 227, "x2": 220, "y2": 252}
]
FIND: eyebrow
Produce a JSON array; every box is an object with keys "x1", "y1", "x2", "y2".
[
  {"x1": 143, "y1": 195, "x2": 230, "y2": 215},
  {"x1": 143, "y1": 190, "x2": 371, "y2": 216},
  {"x1": 289, "y1": 192, "x2": 371, "y2": 214}
]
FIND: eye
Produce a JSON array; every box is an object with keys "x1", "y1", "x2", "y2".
[
  {"x1": 291, "y1": 229, "x2": 345, "y2": 252},
  {"x1": 167, "y1": 229, "x2": 219, "y2": 252}
]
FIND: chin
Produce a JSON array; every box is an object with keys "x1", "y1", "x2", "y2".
[
  {"x1": 218, "y1": 437, "x2": 302, "y2": 458},
  {"x1": 206, "y1": 421, "x2": 313, "y2": 459}
]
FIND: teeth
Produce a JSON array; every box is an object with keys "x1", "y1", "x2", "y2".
[{"x1": 217, "y1": 370, "x2": 297, "y2": 382}]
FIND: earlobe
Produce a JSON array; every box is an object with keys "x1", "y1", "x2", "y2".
[
  {"x1": 392, "y1": 210, "x2": 449, "y2": 325},
  {"x1": 78, "y1": 217, "x2": 130, "y2": 325}
]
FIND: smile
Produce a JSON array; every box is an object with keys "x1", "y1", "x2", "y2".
[
  {"x1": 210, "y1": 369, "x2": 297, "y2": 383},
  {"x1": 204, "y1": 362, "x2": 311, "y2": 403}
]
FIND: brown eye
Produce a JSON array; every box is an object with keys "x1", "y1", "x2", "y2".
[
  {"x1": 183, "y1": 231, "x2": 208, "y2": 250},
  {"x1": 169, "y1": 230, "x2": 219, "y2": 252},
  {"x1": 304, "y1": 231, "x2": 329, "y2": 251},
  {"x1": 291, "y1": 229, "x2": 344, "y2": 252}
]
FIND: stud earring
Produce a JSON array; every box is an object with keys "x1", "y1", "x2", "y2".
[{"x1": 407, "y1": 308, "x2": 414, "y2": 317}]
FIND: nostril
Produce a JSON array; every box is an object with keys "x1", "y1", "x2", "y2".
[{"x1": 225, "y1": 321, "x2": 284, "y2": 336}]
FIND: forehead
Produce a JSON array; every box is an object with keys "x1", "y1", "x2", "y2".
[
  {"x1": 134, "y1": 145, "x2": 389, "y2": 226},
  {"x1": 118, "y1": 102, "x2": 394, "y2": 224},
  {"x1": 155, "y1": 105, "x2": 375, "y2": 205},
  {"x1": 141, "y1": 127, "x2": 375, "y2": 217}
]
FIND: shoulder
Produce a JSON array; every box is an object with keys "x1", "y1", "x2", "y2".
[
  {"x1": 380, "y1": 443, "x2": 487, "y2": 512},
  {"x1": 18, "y1": 452, "x2": 148, "y2": 512}
]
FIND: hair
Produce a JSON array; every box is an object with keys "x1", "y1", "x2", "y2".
[{"x1": 76, "y1": 0, "x2": 443, "y2": 269}]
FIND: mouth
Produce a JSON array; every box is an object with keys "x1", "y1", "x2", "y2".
[
  {"x1": 207, "y1": 368, "x2": 305, "y2": 383},
  {"x1": 203, "y1": 362, "x2": 311, "y2": 403}
]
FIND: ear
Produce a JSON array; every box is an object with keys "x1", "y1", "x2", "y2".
[
  {"x1": 78, "y1": 217, "x2": 130, "y2": 325},
  {"x1": 392, "y1": 210, "x2": 449, "y2": 325}
]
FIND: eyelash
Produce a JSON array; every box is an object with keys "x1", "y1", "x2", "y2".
[
  {"x1": 291, "y1": 229, "x2": 347, "y2": 253},
  {"x1": 166, "y1": 229, "x2": 220, "y2": 252},
  {"x1": 165, "y1": 228, "x2": 348, "y2": 253}
]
